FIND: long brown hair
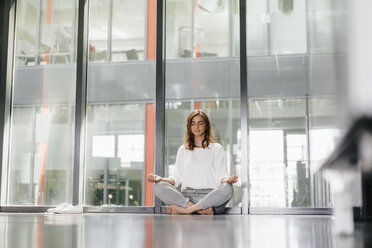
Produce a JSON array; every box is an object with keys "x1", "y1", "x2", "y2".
[{"x1": 184, "y1": 109, "x2": 215, "y2": 150}]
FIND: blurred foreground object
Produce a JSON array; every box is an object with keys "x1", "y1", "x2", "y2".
[
  {"x1": 320, "y1": 0, "x2": 372, "y2": 236},
  {"x1": 321, "y1": 117, "x2": 372, "y2": 235}
]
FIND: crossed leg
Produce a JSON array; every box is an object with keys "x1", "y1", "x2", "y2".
[
  {"x1": 166, "y1": 184, "x2": 234, "y2": 215},
  {"x1": 154, "y1": 182, "x2": 233, "y2": 215},
  {"x1": 167, "y1": 202, "x2": 214, "y2": 215},
  {"x1": 154, "y1": 182, "x2": 213, "y2": 215}
]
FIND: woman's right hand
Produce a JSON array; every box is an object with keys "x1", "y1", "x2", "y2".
[{"x1": 147, "y1": 173, "x2": 162, "y2": 183}]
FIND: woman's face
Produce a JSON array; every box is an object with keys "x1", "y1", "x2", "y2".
[{"x1": 190, "y1": 115, "x2": 206, "y2": 138}]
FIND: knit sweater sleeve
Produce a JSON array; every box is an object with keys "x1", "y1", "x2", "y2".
[
  {"x1": 169, "y1": 146, "x2": 183, "y2": 187},
  {"x1": 213, "y1": 144, "x2": 228, "y2": 184}
]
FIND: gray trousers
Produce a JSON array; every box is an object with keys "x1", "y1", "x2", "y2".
[{"x1": 154, "y1": 182, "x2": 234, "y2": 214}]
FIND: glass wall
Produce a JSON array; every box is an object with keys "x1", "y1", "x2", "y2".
[
  {"x1": 0, "y1": 0, "x2": 348, "y2": 211},
  {"x1": 6, "y1": 0, "x2": 77, "y2": 205},
  {"x1": 165, "y1": 0, "x2": 241, "y2": 207},
  {"x1": 247, "y1": 0, "x2": 346, "y2": 208},
  {"x1": 85, "y1": 104, "x2": 146, "y2": 206},
  {"x1": 248, "y1": 99, "x2": 308, "y2": 207},
  {"x1": 246, "y1": 0, "x2": 306, "y2": 56},
  {"x1": 166, "y1": 0, "x2": 239, "y2": 59},
  {"x1": 84, "y1": 0, "x2": 154, "y2": 207},
  {"x1": 15, "y1": 0, "x2": 77, "y2": 65},
  {"x1": 307, "y1": 0, "x2": 347, "y2": 208},
  {"x1": 88, "y1": 0, "x2": 146, "y2": 62}
]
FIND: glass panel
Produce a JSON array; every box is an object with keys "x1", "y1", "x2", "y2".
[
  {"x1": 195, "y1": 0, "x2": 230, "y2": 57},
  {"x1": 232, "y1": 0, "x2": 240, "y2": 57},
  {"x1": 308, "y1": 0, "x2": 346, "y2": 53},
  {"x1": 269, "y1": 0, "x2": 307, "y2": 54},
  {"x1": 247, "y1": 0, "x2": 307, "y2": 56},
  {"x1": 89, "y1": 0, "x2": 109, "y2": 62},
  {"x1": 111, "y1": 0, "x2": 146, "y2": 61},
  {"x1": 247, "y1": 0, "x2": 268, "y2": 56},
  {"x1": 15, "y1": 0, "x2": 77, "y2": 65},
  {"x1": 85, "y1": 0, "x2": 151, "y2": 207},
  {"x1": 14, "y1": 0, "x2": 37, "y2": 65},
  {"x1": 307, "y1": 0, "x2": 348, "y2": 208},
  {"x1": 7, "y1": 0, "x2": 77, "y2": 205},
  {"x1": 166, "y1": 0, "x2": 192, "y2": 59},
  {"x1": 165, "y1": 0, "x2": 241, "y2": 209},
  {"x1": 85, "y1": 104, "x2": 146, "y2": 206},
  {"x1": 39, "y1": 0, "x2": 76, "y2": 64},
  {"x1": 89, "y1": 0, "x2": 146, "y2": 62},
  {"x1": 249, "y1": 99, "x2": 308, "y2": 207},
  {"x1": 309, "y1": 97, "x2": 341, "y2": 207}
]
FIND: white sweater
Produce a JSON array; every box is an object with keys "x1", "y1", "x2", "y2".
[{"x1": 170, "y1": 143, "x2": 228, "y2": 191}]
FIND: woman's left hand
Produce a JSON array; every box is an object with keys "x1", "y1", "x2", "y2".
[{"x1": 224, "y1": 174, "x2": 238, "y2": 184}]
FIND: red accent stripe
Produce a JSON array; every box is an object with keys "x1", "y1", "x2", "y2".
[
  {"x1": 42, "y1": 106, "x2": 48, "y2": 115},
  {"x1": 147, "y1": 0, "x2": 156, "y2": 60},
  {"x1": 47, "y1": 0, "x2": 52, "y2": 24},
  {"x1": 194, "y1": 101, "x2": 200, "y2": 109},
  {"x1": 144, "y1": 217, "x2": 153, "y2": 247},
  {"x1": 38, "y1": 142, "x2": 47, "y2": 205},
  {"x1": 145, "y1": 104, "x2": 155, "y2": 206},
  {"x1": 194, "y1": 44, "x2": 200, "y2": 58},
  {"x1": 37, "y1": 217, "x2": 44, "y2": 248},
  {"x1": 44, "y1": 51, "x2": 49, "y2": 64}
]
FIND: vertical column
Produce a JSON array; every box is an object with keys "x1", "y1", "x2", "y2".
[
  {"x1": 73, "y1": 0, "x2": 89, "y2": 205},
  {"x1": 70, "y1": 0, "x2": 77, "y2": 63},
  {"x1": 145, "y1": 103, "x2": 155, "y2": 206},
  {"x1": 106, "y1": 0, "x2": 112, "y2": 62},
  {"x1": 155, "y1": 0, "x2": 165, "y2": 213},
  {"x1": 35, "y1": 0, "x2": 41, "y2": 64},
  {"x1": 147, "y1": 0, "x2": 156, "y2": 60},
  {"x1": 239, "y1": 0, "x2": 249, "y2": 214},
  {"x1": 0, "y1": 0, "x2": 16, "y2": 205},
  {"x1": 43, "y1": 0, "x2": 53, "y2": 63}
]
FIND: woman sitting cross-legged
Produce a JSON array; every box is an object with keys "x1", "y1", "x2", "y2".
[{"x1": 147, "y1": 109, "x2": 238, "y2": 215}]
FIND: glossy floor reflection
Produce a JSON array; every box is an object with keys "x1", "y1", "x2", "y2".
[{"x1": 0, "y1": 213, "x2": 371, "y2": 248}]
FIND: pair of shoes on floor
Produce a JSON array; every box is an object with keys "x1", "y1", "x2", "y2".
[{"x1": 47, "y1": 203, "x2": 83, "y2": 214}]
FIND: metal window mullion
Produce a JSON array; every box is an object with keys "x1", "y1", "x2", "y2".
[
  {"x1": 228, "y1": 0, "x2": 233, "y2": 57},
  {"x1": 144, "y1": 0, "x2": 148, "y2": 60},
  {"x1": 283, "y1": 131, "x2": 288, "y2": 207},
  {"x1": 28, "y1": 107, "x2": 37, "y2": 203},
  {"x1": 191, "y1": 0, "x2": 195, "y2": 58},
  {"x1": 67, "y1": 105, "x2": 74, "y2": 202},
  {"x1": 70, "y1": 0, "x2": 77, "y2": 63},
  {"x1": 154, "y1": 0, "x2": 165, "y2": 214},
  {"x1": 239, "y1": 0, "x2": 249, "y2": 215},
  {"x1": 1, "y1": 0, "x2": 16, "y2": 207},
  {"x1": 304, "y1": 0, "x2": 314, "y2": 207},
  {"x1": 141, "y1": 102, "x2": 146, "y2": 206},
  {"x1": 266, "y1": 0, "x2": 271, "y2": 55},
  {"x1": 73, "y1": 0, "x2": 89, "y2": 206},
  {"x1": 106, "y1": 0, "x2": 113, "y2": 62},
  {"x1": 229, "y1": 99, "x2": 234, "y2": 175},
  {"x1": 35, "y1": 0, "x2": 42, "y2": 64},
  {"x1": 103, "y1": 103, "x2": 110, "y2": 205}
]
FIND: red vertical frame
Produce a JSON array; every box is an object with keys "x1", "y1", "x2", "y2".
[{"x1": 145, "y1": 104, "x2": 155, "y2": 206}]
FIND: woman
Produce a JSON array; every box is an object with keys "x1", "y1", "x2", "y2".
[{"x1": 147, "y1": 109, "x2": 238, "y2": 215}]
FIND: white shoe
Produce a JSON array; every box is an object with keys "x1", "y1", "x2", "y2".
[
  {"x1": 47, "y1": 203, "x2": 71, "y2": 213},
  {"x1": 55, "y1": 205, "x2": 83, "y2": 214}
]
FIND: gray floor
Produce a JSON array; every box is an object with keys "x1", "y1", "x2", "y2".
[{"x1": 0, "y1": 213, "x2": 371, "y2": 248}]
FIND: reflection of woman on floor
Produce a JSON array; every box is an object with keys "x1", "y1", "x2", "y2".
[{"x1": 147, "y1": 109, "x2": 238, "y2": 215}]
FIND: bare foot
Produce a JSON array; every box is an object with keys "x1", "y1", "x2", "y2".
[
  {"x1": 197, "y1": 207, "x2": 214, "y2": 215},
  {"x1": 166, "y1": 206, "x2": 173, "y2": 214},
  {"x1": 167, "y1": 205, "x2": 189, "y2": 215}
]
